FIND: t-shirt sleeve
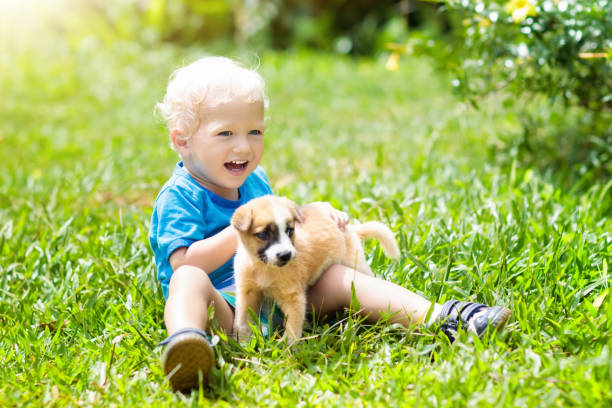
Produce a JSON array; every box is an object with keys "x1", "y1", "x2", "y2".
[
  {"x1": 255, "y1": 166, "x2": 274, "y2": 195},
  {"x1": 154, "y1": 186, "x2": 206, "y2": 261}
]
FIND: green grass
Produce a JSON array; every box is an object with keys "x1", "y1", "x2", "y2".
[{"x1": 1, "y1": 35, "x2": 611, "y2": 407}]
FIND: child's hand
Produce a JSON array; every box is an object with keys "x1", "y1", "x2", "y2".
[{"x1": 308, "y1": 202, "x2": 349, "y2": 230}]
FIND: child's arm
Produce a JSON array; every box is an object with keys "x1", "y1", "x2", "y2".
[{"x1": 169, "y1": 226, "x2": 238, "y2": 273}]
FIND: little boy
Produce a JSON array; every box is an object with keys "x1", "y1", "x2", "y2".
[{"x1": 149, "y1": 56, "x2": 511, "y2": 393}]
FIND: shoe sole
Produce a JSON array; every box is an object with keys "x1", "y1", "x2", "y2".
[
  {"x1": 161, "y1": 332, "x2": 214, "y2": 393},
  {"x1": 489, "y1": 307, "x2": 512, "y2": 333}
]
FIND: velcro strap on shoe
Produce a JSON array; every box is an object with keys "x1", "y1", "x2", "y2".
[
  {"x1": 158, "y1": 327, "x2": 211, "y2": 346},
  {"x1": 456, "y1": 301, "x2": 487, "y2": 324},
  {"x1": 439, "y1": 300, "x2": 460, "y2": 323},
  {"x1": 438, "y1": 300, "x2": 461, "y2": 339}
]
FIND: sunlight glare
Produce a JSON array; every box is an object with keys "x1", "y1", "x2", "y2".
[
  {"x1": 0, "y1": 0, "x2": 70, "y2": 39},
  {"x1": 0, "y1": 0, "x2": 72, "y2": 57}
]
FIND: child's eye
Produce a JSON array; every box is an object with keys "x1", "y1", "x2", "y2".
[
  {"x1": 218, "y1": 131, "x2": 232, "y2": 136},
  {"x1": 248, "y1": 129, "x2": 263, "y2": 136}
]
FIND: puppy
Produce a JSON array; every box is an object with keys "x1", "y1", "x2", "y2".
[{"x1": 231, "y1": 195, "x2": 400, "y2": 342}]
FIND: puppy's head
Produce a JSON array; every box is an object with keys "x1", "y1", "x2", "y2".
[{"x1": 231, "y1": 196, "x2": 303, "y2": 267}]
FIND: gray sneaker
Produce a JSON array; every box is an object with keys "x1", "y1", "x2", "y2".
[
  {"x1": 438, "y1": 300, "x2": 511, "y2": 342},
  {"x1": 159, "y1": 328, "x2": 214, "y2": 392}
]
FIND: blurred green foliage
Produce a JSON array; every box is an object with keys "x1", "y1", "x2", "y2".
[
  {"x1": 440, "y1": 0, "x2": 611, "y2": 112},
  {"x1": 18, "y1": 0, "x2": 442, "y2": 54},
  {"x1": 435, "y1": 0, "x2": 612, "y2": 177},
  {"x1": 71, "y1": 0, "x2": 236, "y2": 44},
  {"x1": 383, "y1": 0, "x2": 611, "y2": 177},
  {"x1": 252, "y1": 0, "x2": 444, "y2": 54}
]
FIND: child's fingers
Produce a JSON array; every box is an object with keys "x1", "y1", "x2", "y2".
[
  {"x1": 334, "y1": 210, "x2": 349, "y2": 230},
  {"x1": 310, "y1": 202, "x2": 349, "y2": 229}
]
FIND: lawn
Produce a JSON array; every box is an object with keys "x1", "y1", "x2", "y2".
[{"x1": 1, "y1": 36, "x2": 610, "y2": 406}]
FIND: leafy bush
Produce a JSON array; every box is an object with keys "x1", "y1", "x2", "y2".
[
  {"x1": 440, "y1": 0, "x2": 611, "y2": 113},
  {"x1": 385, "y1": 0, "x2": 611, "y2": 178}
]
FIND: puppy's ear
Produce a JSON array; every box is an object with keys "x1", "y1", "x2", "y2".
[
  {"x1": 282, "y1": 197, "x2": 304, "y2": 223},
  {"x1": 292, "y1": 204, "x2": 304, "y2": 223},
  {"x1": 231, "y1": 206, "x2": 253, "y2": 232}
]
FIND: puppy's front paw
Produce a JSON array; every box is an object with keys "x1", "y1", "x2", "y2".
[
  {"x1": 234, "y1": 325, "x2": 252, "y2": 342},
  {"x1": 280, "y1": 324, "x2": 302, "y2": 345},
  {"x1": 280, "y1": 333, "x2": 299, "y2": 346}
]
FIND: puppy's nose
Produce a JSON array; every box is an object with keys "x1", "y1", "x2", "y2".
[{"x1": 277, "y1": 251, "x2": 292, "y2": 265}]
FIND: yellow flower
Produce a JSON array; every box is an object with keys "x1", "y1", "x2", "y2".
[
  {"x1": 505, "y1": 0, "x2": 537, "y2": 23},
  {"x1": 385, "y1": 52, "x2": 400, "y2": 72},
  {"x1": 475, "y1": 15, "x2": 492, "y2": 28},
  {"x1": 578, "y1": 52, "x2": 609, "y2": 59}
]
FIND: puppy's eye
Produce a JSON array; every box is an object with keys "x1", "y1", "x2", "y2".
[
  {"x1": 255, "y1": 230, "x2": 268, "y2": 240},
  {"x1": 286, "y1": 226, "x2": 294, "y2": 237}
]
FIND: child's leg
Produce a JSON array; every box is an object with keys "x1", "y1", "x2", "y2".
[
  {"x1": 161, "y1": 265, "x2": 234, "y2": 392},
  {"x1": 307, "y1": 264, "x2": 432, "y2": 327},
  {"x1": 164, "y1": 264, "x2": 234, "y2": 334},
  {"x1": 307, "y1": 264, "x2": 511, "y2": 340}
]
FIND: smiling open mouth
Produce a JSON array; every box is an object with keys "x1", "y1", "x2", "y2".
[{"x1": 225, "y1": 160, "x2": 248, "y2": 171}]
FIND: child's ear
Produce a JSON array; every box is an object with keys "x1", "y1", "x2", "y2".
[
  {"x1": 231, "y1": 206, "x2": 253, "y2": 232},
  {"x1": 170, "y1": 129, "x2": 188, "y2": 152}
]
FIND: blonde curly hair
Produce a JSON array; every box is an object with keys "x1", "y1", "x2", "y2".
[{"x1": 156, "y1": 56, "x2": 268, "y2": 143}]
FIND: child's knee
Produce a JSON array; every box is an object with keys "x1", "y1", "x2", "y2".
[
  {"x1": 324, "y1": 264, "x2": 361, "y2": 291},
  {"x1": 169, "y1": 265, "x2": 214, "y2": 294},
  {"x1": 308, "y1": 265, "x2": 354, "y2": 311}
]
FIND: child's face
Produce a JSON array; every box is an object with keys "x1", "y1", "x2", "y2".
[{"x1": 175, "y1": 98, "x2": 265, "y2": 200}]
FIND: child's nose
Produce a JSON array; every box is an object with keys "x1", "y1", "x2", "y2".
[{"x1": 232, "y1": 134, "x2": 251, "y2": 153}]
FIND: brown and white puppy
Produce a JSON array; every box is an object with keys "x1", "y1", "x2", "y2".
[{"x1": 231, "y1": 195, "x2": 400, "y2": 342}]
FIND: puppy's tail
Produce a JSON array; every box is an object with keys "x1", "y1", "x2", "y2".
[{"x1": 352, "y1": 222, "x2": 400, "y2": 259}]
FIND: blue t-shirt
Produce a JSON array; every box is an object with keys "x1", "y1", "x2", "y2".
[{"x1": 149, "y1": 162, "x2": 273, "y2": 299}]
